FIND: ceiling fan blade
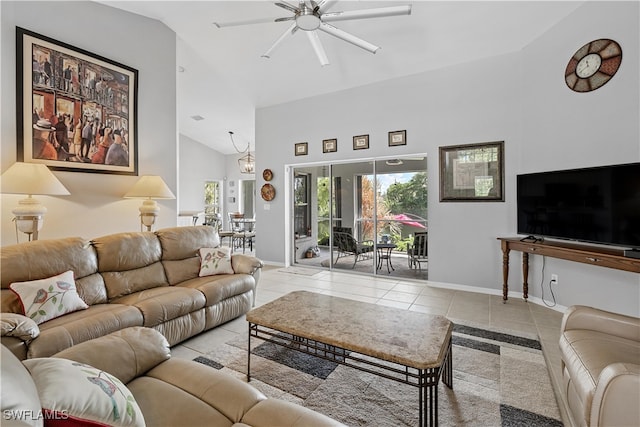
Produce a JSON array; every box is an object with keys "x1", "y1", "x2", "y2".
[
  {"x1": 306, "y1": 31, "x2": 329, "y2": 66},
  {"x1": 261, "y1": 23, "x2": 298, "y2": 59},
  {"x1": 275, "y1": 2, "x2": 300, "y2": 14},
  {"x1": 316, "y1": 0, "x2": 339, "y2": 14},
  {"x1": 318, "y1": 22, "x2": 380, "y2": 54},
  {"x1": 214, "y1": 17, "x2": 283, "y2": 28},
  {"x1": 321, "y1": 5, "x2": 412, "y2": 23},
  {"x1": 275, "y1": 16, "x2": 296, "y2": 22}
]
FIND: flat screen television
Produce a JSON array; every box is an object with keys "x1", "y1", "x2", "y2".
[{"x1": 517, "y1": 163, "x2": 640, "y2": 249}]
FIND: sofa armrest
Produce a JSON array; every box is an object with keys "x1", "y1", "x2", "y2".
[
  {"x1": 1, "y1": 313, "x2": 39, "y2": 341},
  {"x1": 52, "y1": 326, "x2": 170, "y2": 384},
  {"x1": 561, "y1": 305, "x2": 640, "y2": 342},
  {"x1": 232, "y1": 254, "x2": 264, "y2": 275},
  {"x1": 590, "y1": 362, "x2": 640, "y2": 427}
]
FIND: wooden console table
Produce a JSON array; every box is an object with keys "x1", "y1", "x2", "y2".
[{"x1": 498, "y1": 237, "x2": 640, "y2": 302}]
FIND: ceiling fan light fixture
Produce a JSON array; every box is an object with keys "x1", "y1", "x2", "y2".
[{"x1": 297, "y1": 13, "x2": 320, "y2": 31}]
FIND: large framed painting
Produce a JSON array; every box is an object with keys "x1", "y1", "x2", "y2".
[
  {"x1": 17, "y1": 27, "x2": 138, "y2": 175},
  {"x1": 439, "y1": 141, "x2": 504, "y2": 202}
]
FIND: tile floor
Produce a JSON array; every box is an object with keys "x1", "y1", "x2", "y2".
[{"x1": 172, "y1": 265, "x2": 571, "y2": 426}]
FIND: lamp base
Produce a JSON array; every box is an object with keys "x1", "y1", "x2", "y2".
[
  {"x1": 12, "y1": 196, "x2": 47, "y2": 242},
  {"x1": 139, "y1": 199, "x2": 159, "y2": 232}
]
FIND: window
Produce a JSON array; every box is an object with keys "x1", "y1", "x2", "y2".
[
  {"x1": 204, "y1": 181, "x2": 220, "y2": 214},
  {"x1": 294, "y1": 173, "x2": 310, "y2": 237},
  {"x1": 204, "y1": 181, "x2": 221, "y2": 227}
]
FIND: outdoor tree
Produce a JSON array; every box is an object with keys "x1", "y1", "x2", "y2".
[{"x1": 384, "y1": 173, "x2": 427, "y2": 218}]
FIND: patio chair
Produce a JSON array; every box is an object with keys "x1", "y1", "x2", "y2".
[
  {"x1": 407, "y1": 232, "x2": 428, "y2": 271},
  {"x1": 332, "y1": 228, "x2": 374, "y2": 268}
]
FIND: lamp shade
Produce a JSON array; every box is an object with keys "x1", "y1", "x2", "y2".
[
  {"x1": 1, "y1": 163, "x2": 70, "y2": 196},
  {"x1": 123, "y1": 175, "x2": 175, "y2": 199}
]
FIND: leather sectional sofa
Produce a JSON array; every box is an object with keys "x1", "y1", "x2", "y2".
[
  {"x1": 559, "y1": 305, "x2": 640, "y2": 427},
  {"x1": 1, "y1": 226, "x2": 263, "y2": 360},
  {"x1": 2, "y1": 326, "x2": 344, "y2": 427}
]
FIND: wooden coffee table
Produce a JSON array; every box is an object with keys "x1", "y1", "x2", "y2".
[{"x1": 246, "y1": 291, "x2": 453, "y2": 426}]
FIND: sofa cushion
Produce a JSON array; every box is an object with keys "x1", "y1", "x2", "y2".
[
  {"x1": 199, "y1": 247, "x2": 234, "y2": 276},
  {"x1": 92, "y1": 232, "x2": 162, "y2": 272},
  {"x1": 23, "y1": 357, "x2": 145, "y2": 427},
  {"x1": 102, "y1": 263, "x2": 169, "y2": 300},
  {"x1": 1, "y1": 237, "x2": 98, "y2": 290},
  {"x1": 156, "y1": 226, "x2": 220, "y2": 261},
  {"x1": 132, "y1": 357, "x2": 265, "y2": 425},
  {"x1": 111, "y1": 287, "x2": 206, "y2": 327},
  {"x1": 157, "y1": 226, "x2": 220, "y2": 285},
  {"x1": 28, "y1": 304, "x2": 144, "y2": 359},
  {"x1": 53, "y1": 327, "x2": 171, "y2": 385},
  {"x1": 560, "y1": 329, "x2": 640, "y2": 418},
  {"x1": 10, "y1": 271, "x2": 89, "y2": 325},
  {"x1": 1, "y1": 345, "x2": 43, "y2": 427},
  {"x1": 178, "y1": 274, "x2": 255, "y2": 306}
]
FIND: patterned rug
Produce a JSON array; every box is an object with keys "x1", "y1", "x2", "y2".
[{"x1": 193, "y1": 323, "x2": 563, "y2": 426}]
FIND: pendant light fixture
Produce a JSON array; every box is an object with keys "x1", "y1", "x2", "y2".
[{"x1": 229, "y1": 131, "x2": 255, "y2": 174}]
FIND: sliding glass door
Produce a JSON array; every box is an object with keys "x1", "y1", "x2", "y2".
[{"x1": 292, "y1": 156, "x2": 427, "y2": 280}]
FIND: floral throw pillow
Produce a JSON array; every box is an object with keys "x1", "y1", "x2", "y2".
[
  {"x1": 199, "y1": 247, "x2": 234, "y2": 276},
  {"x1": 10, "y1": 270, "x2": 88, "y2": 325},
  {"x1": 23, "y1": 357, "x2": 145, "y2": 427}
]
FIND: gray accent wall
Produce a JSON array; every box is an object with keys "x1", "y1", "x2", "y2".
[{"x1": 255, "y1": 1, "x2": 639, "y2": 316}]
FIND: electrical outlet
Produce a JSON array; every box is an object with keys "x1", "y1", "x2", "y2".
[{"x1": 551, "y1": 274, "x2": 559, "y2": 285}]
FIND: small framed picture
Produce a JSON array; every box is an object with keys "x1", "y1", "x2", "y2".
[
  {"x1": 294, "y1": 142, "x2": 308, "y2": 156},
  {"x1": 388, "y1": 130, "x2": 406, "y2": 146},
  {"x1": 353, "y1": 134, "x2": 369, "y2": 150},
  {"x1": 322, "y1": 138, "x2": 337, "y2": 153}
]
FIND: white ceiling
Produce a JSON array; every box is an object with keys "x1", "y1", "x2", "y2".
[{"x1": 99, "y1": 1, "x2": 584, "y2": 154}]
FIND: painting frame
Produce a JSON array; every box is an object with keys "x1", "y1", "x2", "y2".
[
  {"x1": 322, "y1": 138, "x2": 337, "y2": 153},
  {"x1": 439, "y1": 141, "x2": 505, "y2": 202},
  {"x1": 353, "y1": 134, "x2": 369, "y2": 150},
  {"x1": 294, "y1": 142, "x2": 308, "y2": 156},
  {"x1": 388, "y1": 130, "x2": 406, "y2": 146},
  {"x1": 17, "y1": 27, "x2": 138, "y2": 175}
]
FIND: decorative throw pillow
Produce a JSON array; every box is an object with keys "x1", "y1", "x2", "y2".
[
  {"x1": 198, "y1": 247, "x2": 234, "y2": 276},
  {"x1": 23, "y1": 358, "x2": 145, "y2": 427},
  {"x1": 9, "y1": 270, "x2": 88, "y2": 325}
]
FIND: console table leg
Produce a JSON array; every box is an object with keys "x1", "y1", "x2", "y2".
[
  {"x1": 522, "y1": 252, "x2": 529, "y2": 301},
  {"x1": 501, "y1": 244, "x2": 510, "y2": 302}
]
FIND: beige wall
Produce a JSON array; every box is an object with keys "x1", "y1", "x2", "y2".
[{"x1": 1, "y1": 1, "x2": 178, "y2": 245}]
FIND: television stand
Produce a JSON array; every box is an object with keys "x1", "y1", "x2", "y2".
[{"x1": 497, "y1": 237, "x2": 640, "y2": 302}]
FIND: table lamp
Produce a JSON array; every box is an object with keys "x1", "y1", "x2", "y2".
[
  {"x1": 1, "y1": 162, "x2": 70, "y2": 242},
  {"x1": 124, "y1": 175, "x2": 175, "y2": 231}
]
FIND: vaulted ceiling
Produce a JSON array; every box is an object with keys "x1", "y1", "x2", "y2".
[{"x1": 100, "y1": 1, "x2": 583, "y2": 154}]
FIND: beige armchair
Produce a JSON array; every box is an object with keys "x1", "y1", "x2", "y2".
[{"x1": 559, "y1": 305, "x2": 640, "y2": 427}]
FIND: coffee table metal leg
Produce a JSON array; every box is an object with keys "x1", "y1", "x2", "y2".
[
  {"x1": 419, "y1": 369, "x2": 437, "y2": 427},
  {"x1": 442, "y1": 338, "x2": 453, "y2": 389},
  {"x1": 247, "y1": 322, "x2": 252, "y2": 382}
]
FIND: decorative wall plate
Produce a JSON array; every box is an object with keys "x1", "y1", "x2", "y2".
[
  {"x1": 261, "y1": 183, "x2": 275, "y2": 201},
  {"x1": 565, "y1": 39, "x2": 622, "y2": 92},
  {"x1": 262, "y1": 168, "x2": 273, "y2": 181}
]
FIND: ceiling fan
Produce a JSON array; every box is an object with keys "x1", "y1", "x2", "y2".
[{"x1": 213, "y1": 1, "x2": 412, "y2": 66}]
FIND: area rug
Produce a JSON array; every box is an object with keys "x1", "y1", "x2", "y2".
[
  {"x1": 194, "y1": 323, "x2": 563, "y2": 426},
  {"x1": 277, "y1": 266, "x2": 322, "y2": 276}
]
